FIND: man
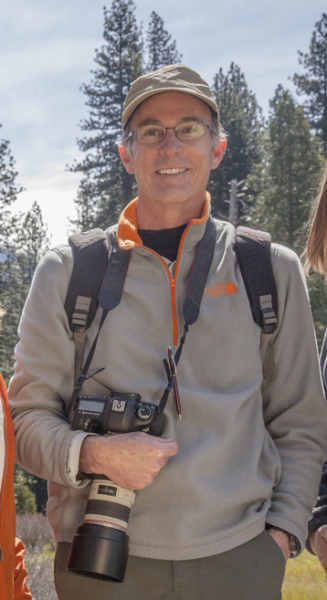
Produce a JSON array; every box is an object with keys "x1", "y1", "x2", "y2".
[{"x1": 9, "y1": 65, "x2": 327, "y2": 600}]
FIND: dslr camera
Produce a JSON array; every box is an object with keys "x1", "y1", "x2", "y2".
[{"x1": 67, "y1": 391, "x2": 165, "y2": 582}]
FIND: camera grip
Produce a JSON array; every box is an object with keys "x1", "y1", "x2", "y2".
[{"x1": 148, "y1": 412, "x2": 166, "y2": 437}]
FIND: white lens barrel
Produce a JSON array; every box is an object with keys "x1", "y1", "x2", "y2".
[{"x1": 84, "y1": 479, "x2": 135, "y2": 531}]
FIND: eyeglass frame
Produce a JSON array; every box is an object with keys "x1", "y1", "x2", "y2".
[{"x1": 126, "y1": 119, "x2": 215, "y2": 145}]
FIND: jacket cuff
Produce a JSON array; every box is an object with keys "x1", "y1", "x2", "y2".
[{"x1": 66, "y1": 432, "x2": 94, "y2": 486}]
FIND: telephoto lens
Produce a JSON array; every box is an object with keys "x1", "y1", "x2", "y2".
[{"x1": 67, "y1": 476, "x2": 135, "y2": 582}]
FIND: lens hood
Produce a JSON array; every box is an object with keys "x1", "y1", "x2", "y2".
[{"x1": 67, "y1": 523, "x2": 129, "y2": 582}]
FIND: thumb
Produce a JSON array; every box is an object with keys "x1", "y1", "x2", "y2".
[{"x1": 157, "y1": 437, "x2": 178, "y2": 456}]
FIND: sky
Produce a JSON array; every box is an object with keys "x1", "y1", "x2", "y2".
[{"x1": 1, "y1": 0, "x2": 326, "y2": 245}]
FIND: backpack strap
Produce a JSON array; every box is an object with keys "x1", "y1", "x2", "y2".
[
  {"x1": 64, "y1": 230, "x2": 132, "y2": 403},
  {"x1": 64, "y1": 229, "x2": 109, "y2": 384},
  {"x1": 234, "y1": 226, "x2": 278, "y2": 334},
  {"x1": 65, "y1": 222, "x2": 278, "y2": 404},
  {"x1": 65, "y1": 229, "x2": 109, "y2": 332},
  {"x1": 98, "y1": 242, "x2": 132, "y2": 311},
  {"x1": 183, "y1": 216, "x2": 217, "y2": 326}
]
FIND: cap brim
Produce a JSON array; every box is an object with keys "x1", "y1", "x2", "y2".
[{"x1": 122, "y1": 87, "x2": 218, "y2": 128}]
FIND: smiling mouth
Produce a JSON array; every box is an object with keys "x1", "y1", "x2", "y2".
[{"x1": 156, "y1": 168, "x2": 189, "y2": 175}]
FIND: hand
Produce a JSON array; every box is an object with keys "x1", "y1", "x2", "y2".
[
  {"x1": 309, "y1": 525, "x2": 327, "y2": 571},
  {"x1": 79, "y1": 432, "x2": 178, "y2": 490},
  {"x1": 267, "y1": 528, "x2": 291, "y2": 562}
]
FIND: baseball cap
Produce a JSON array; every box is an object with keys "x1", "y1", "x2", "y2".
[{"x1": 122, "y1": 64, "x2": 218, "y2": 128}]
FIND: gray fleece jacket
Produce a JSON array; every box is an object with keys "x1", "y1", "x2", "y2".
[{"x1": 9, "y1": 196, "x2": 327, "y2": 560}]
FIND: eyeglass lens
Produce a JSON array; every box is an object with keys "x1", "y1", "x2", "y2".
[{"x1": 136, "y1": 121, "x2": 208, "y2": 144}]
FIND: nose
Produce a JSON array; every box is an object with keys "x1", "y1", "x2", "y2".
[{"x1": 158, "y1": 128, "x2": 183, "y2": 156}]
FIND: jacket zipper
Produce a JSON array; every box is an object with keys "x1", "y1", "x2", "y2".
[
  {"x1": 130, "y1": 246, "x2": 179, "y2": 345},
  {"x1": 131, "y1": 223, "x2": 192, "y2": 347}
]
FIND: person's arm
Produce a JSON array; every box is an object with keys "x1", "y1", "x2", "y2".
[
  {"x1": 307, "y1": 331, "x2": 327, "y2": 566},
  {"x1": 261, "y1": 244, "x2": 327, "y2": 554},
  {"x1": 13, "y1": 538, "x2": 32, "y2": 600},
  {"x1": 9, "y1": 246, "x2": 177, "y2": 489},
  {"x1": 307, "y1": 458, "x2": 327, "y2": 568},
  {"x1": 309, "y1": 526, "x2": 327, "y2": 570},
  {"x1": 9, "y1": 246, "x2": 87, "y2": 487}
]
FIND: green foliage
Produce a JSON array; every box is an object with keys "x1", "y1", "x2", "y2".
[
  {"x1": 307, "y1": 272, "x2": 327, "y2": 349},
  {"x1": 0, "y1": 130, "x2": 50, "y2": 521},
  {"x1": 146, "y1": 12, "x2": 182, "y2": 71},
  {"x1": 247, "y1": 86, "x2": 326, "y2": 345},
  {"x1": 14, "y1": 465, "x2": 37, "y2": 514},
  {"x1": 208, "y1": 63, "x2": 263, "y2": 220},
  {"x1": 0, "y1": 128, "x2": 23, "y2": 208},
  {"x1": 0, "y1": 201, "x2": 50, "y2": 381},
  {"x1": 248, "y1": 86, "x2": 324, "y2": 251},
  {"x1": 293, "y1": 13, "x2": 327, "y2": 142},
  {"x1": 70, "y1": 0, "x2": 143, "y2": 230}
]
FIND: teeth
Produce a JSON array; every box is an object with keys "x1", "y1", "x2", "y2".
[{"x1": 157, "y1": 168, "x2": 188, "y2": 175}]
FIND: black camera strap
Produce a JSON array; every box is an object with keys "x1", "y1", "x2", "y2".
[
  {"x1": 158, "y1": 216, "x2": 217, "y2": 414},
  {"x1": 70, "y1": 308, "x2": 109, "y2": 411},
  {"x1": 70, "y1": 241, "x2": 131, "y2": 411}
]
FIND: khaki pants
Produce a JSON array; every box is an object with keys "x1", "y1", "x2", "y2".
[{"x1": 54, "y1": 530, "x2": 286, "y2": 600}]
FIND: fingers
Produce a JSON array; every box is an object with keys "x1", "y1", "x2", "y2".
[
  {"x1": 319, "y1": 525, "x2": 327, "y2": 542},
  {"x1": 129, "y1": 433, "x2": 178, "y2": 458},
  {"x1": 92, "y1": 432, "x2": 178, "y2": 491},
  {"x1": 310, "y1": 528, "x2": 327, "y2": 567},
  {"x1": 267, "y1": 529, "x2": 290, "y2": 562}
]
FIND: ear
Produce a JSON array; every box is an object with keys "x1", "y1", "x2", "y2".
[
  {"x1": 211, "y1": 137, "x2": 226, "y2": 170},
  {"x1": 119, "y1": 144, "x2": 135, "y2": 174}
]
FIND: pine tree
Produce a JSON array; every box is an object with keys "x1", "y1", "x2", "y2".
[
  {"x1": 0, "y1": 129, "x2": 22, "y2": 380},
  {"x1": 71, "y1": 0, "x2": 143, "y2": 230},
  {"x1": 146, "y1": 12, "x2": 182, "y2": 71},
  {"x1": 293, "y1": 13, "x2": 327, "y2": 141},
  {"x1": 14, "y1": 202, "x2": 51, "y2": 283},
  {"x1": 0, "y1": 128, "x2": 23, "y2": 241},
  {"x1": 208, "y1": 63, "x2": 263, "y2": 221},
  {"x1": 0, "y1": 199, "x2": 50, "y2": 382},
  {"x1": 0, "y1": 129, "x2": 22, "y2": 208},
  {"x1": 0, "y1": 134, "x2": 50, "y2": 503},
  {"x1": 248, "y1": 86, "x2": 323, "y2": 250}
]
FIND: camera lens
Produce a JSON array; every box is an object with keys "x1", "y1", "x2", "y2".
[
  {"x1": 67, "y1": 478, "x2": 135, "y2": 582},
  {"x1": 136, "y1": 405, "x2": 152, "y2": 421}
]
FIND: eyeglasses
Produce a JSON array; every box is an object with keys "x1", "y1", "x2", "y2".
[{"x1": 127, "y1": 120, "x2": 213, "y2": 145}]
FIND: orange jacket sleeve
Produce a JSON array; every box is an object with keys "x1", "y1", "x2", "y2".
[{"x1": 13, "y1": 538, "x2": 32, "y2": 600}]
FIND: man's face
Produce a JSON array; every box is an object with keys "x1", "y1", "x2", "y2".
[{"x1": 120, "y1": 92, "x2": 225, "y2": 215}]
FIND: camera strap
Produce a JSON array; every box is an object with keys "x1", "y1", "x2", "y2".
[
  {"x1": 71, "y1": 216, "x2": 217, "y2": 413},
  {"x1": 158, "y1": 216, "x2": 217, "y2": 414},
  {"x1": 70, "y1": 240, "x2": 131, "y2": 411}
]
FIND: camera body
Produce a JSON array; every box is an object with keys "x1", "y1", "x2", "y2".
[{"x1": 70, "y1": 391, "x2": 165, "y2": 437}]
